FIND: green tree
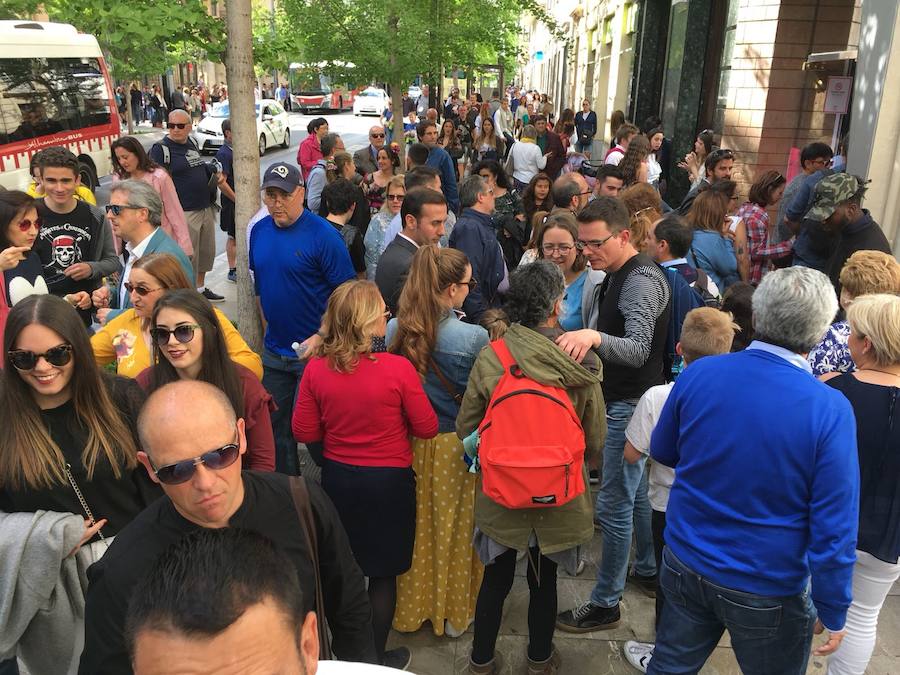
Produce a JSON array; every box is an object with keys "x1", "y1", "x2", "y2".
[{"x1": 252, "y1": 5, "x2": 304, "y2": 81}]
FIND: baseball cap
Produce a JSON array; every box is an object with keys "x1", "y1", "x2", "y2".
[
  {"x1": 261, "y1": 162, "x2": 303, "y2": 192},
  {"x1": 806, "y1": 173, "x2": 858, "y2": 222}
]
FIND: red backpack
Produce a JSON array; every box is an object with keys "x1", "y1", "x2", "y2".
[{"x1": 478, "y1": 339, "x2": 586, "y2": 509}]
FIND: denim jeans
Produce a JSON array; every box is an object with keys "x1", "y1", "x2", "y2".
[
  {"x1": 262, "y1": 348, "x2": 307, "y2": 475},
  {"x1": 648, "y1": 548, "x2": 816, "y2": 675},
  {"x1": 590, "y1": 399, "x2": 656, "y2": 608}
]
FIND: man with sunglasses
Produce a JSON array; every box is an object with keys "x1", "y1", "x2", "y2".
[
  {"x1": 92, "y1": 180, "x2": 193, "y2": 323},
  {"x1": 149, "y1": 109, "x2": 224, "y2": 303},
  {"x1": 250, "y1": 162, "x2": 355, "y2": 475},
  {"x1": 675, "y1": 148, "x2": 734, "y2": 216},
  {"x1": 353, "y1": 126, "x2": 386, "y2": 177},
  {"x1": 34, "y1": 146, "x2": 119, "y2": 326},
  {"x1": 556, "y1": 197, "x2": 671, "y2": 634},
  {"x1": 80, "y1": 380, "x2": 375, "y2": 673}
]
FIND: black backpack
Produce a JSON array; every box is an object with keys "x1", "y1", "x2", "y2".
[{"x1": 152, "y1": 139, "x2": 219, "y2": 206}]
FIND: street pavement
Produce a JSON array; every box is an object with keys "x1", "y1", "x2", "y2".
[{"x1": 102, "y1": 113, "x2": 900, "y2": 675}]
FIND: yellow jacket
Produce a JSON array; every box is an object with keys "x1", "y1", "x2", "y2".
[
  {"x1": 91, "y1": 307, "x2": 263, "y2": 379},
  {"x1": 27, "y1": 181, "x2": 98, "y2": 205}
]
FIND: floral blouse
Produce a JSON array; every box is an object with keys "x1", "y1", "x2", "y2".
[{"x1": 807, "y1": 320, "x2": 855, "y2": 376}]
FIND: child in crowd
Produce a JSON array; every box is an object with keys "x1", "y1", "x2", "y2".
[{"x1": 621, "y1": 307, "x2": 738, "y2": 673}]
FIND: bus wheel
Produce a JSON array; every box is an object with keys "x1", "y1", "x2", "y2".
[{"x1": 78, "y1": 160, "x2": 99, "y2": 193}]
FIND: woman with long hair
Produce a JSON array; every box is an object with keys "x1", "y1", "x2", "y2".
[
  {"x1": 292, "y1": 280, "x2": 438, "y2": 670},
  {"x1": 535, "y1": 211, "x2": 605, "y2": 330},
  {"x1": 646, "y1": 127, "x2": 665, "y2": 191},
  {"x1": 522, "y1": 172, "x2": 553, "y2": 231},
  {"x1": 709, "y1": 180, "x2": 750, "y2": 283},
  {"x1": 678, "y1": 129, "x2": 715, "y2": 189},
  {"x1": 473, "y1": 116, "x2": 505, "y2": 163},
  {"x1": 0, "y1": 295, "x2": 159, "y2": 672},
  {"x1": 554, "y1": 107, "x2": 576, "y2": 152},
  {"x1": 110, "y1": 136, "x2": 192, "y2": 256},
  {"x1": 621, "y1": 183, "x2": 663, "y2": 255},
  {"x1": 618, "y1": 135, "x2": 651, "y2": 188},
  {"x1": 136, "y1": 289, "x2": 275, "y2": 471},
  {"x1": 686, "y1": 190, "x2": 740, "y2": 290},
  {"x1": 91, "y1": 253, "x2": 261, "y2": 379},
  {"x1": 609, "y1": 110, "x2": 626, "y2": 146},
  {"x1": 438, "y1": 119, "x2": 465, "y2": 179},
  {"x1": 738, "y1": 170, "x2": 790, "y2": 285},
  {"x1": 362, "y1": 145, "x2": 400, "y2": 214},
  {"x1": 387, "y1": 247, "x2": 488, "y2": 638},
  {"x1": 364, "y1": 175, "x2": 405, "y2": 280}
]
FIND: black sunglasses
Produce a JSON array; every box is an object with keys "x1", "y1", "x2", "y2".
[
  {"x1": 149, "y1": 438, "x2": 240, "y2": 485},
  {"x1": 124, "y1": 281, "x2": 162, "y2": 297},
  {"x1": 105, "y1": 203, "x2": 142, "y2": 216},
  {"x1": 166, "y1": 122, "x2": 189, "y2": 129},
  {"x1": 149, "y1": 323, "x2": 200, "y2": 347},
  {"x1": 370, "y1": 133, "x2": 385, "y2": 138},
  {"x1": 8, "y1": 344, "x2": 73, "y2": 370}
]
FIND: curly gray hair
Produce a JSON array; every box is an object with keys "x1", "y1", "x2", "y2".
[{"x1": 503, "y1": 260, "x2": 565, "y2": 328}]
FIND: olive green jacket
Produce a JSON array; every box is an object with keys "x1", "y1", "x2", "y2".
[{"x1": 456, "y1": 323, "x2": 607, "y2": 554}]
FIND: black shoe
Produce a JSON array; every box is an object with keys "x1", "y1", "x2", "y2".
[
  {"x1": 556, "y1": 601, "x2": 620, "y2": 633},
  {"x1": 628, "y1": 571, "x2": 658, "y2": 598},
  {"x1": 202, "y1": 287, "x2": 225, "y2": 302},
  {"x1": 383, "y1": 647, "x2": 411, "y2": 671}
]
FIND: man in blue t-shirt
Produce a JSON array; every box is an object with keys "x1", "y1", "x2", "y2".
[{"x1": 249, "y1": 162, "x2": 355, "y2": 475}]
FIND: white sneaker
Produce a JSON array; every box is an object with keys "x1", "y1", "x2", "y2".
[{"x1": 623, "y1": 641, "x2": 653, "y2": 673}]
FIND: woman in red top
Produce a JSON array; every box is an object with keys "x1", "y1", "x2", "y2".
[
  {"x1": 297, "y1": 117, "x2": 329, "y2": 181},
  {"x1": 136, "y1": 289, "x2": 275, "y2": 471},
  {"x1": 293, "y1": 279, "x2": 438, "y2": 670}
]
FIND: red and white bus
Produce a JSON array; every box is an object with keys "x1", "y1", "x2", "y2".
[
  {"x1": 0, "y1": 21, "x2": 120, "y2": 192},
  {"x1": 289, "y1": 63, "x2": 359, "y2": 113}
]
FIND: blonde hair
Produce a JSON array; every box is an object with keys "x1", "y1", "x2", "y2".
[
  {"x1": 679, "y1": 307, "x2": 739, "y2": 363},
  {"x1": 380, "y1": 174, "x2": 406, "y2": 215},
  {"x1": 846, "y1": 294, "x2": 900, "y2": 367},
  {"x1": 839, "y1": 250, "x2": 900, "y2": 299},
  {"x1": 313, "y1": 280, "x2": 385, "y2": 373}
]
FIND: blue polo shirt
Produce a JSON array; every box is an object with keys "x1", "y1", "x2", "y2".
[{"x1": 249, "y1": 209, "x2": 355, "y2": 356}]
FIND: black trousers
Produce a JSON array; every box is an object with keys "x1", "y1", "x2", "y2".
[
  {"x1": 652, "y1": 508, "x2": 667, "y2": 628},
  {"x1": 471, "y1": 547, "x2": 557, "y2": 664}
]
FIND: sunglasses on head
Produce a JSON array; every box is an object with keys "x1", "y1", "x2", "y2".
[
  {"x1": 124, "y1": 281, "x2": 162, "y2": 297},
  {"x1": 149, "y1": 437, "x2": 240, "y2": 485},
  {"x1": 149, "y1": 323, "x2": 200, "y2": 347},
  {"x1": 16, "y1": 217, "x2": 40, "y2": 232},
  {"x1": 166, "y1": 122, "x2": 189, "y2": 129},
  {"x1": 7, "y1": 344, "x2": 73, "y2": 370}
]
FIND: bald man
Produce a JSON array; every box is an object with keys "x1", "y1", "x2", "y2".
[
  {"x1": 353, "y1": 125, "x2": 386, "y2": 176},
  {"x1": 79, "y1": 380, "x2": 376, "y2": 674},
  {"x1": 148, "y1": 109, "x2": 224, "y2": 302}
]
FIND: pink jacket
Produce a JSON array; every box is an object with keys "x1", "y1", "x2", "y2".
[
  {"x1": 112, "y1": 169, "x2": 193, "y2": 256},
  {"x1": 297, "y1": 133, "x2": 323, "y2": 181}
]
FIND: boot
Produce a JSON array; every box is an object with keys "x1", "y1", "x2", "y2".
[
  {"x1": 468, "y1": 652, "x2": 504, "y2": 674},
  {"x1": 527, "y1": 645, "x2": 561, "y2": 675}
]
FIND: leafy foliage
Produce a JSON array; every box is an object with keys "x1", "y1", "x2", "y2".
[{"x1": 251, "y1": 5, "x2": 305, "y2": 77}]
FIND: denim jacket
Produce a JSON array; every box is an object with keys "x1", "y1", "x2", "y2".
[{"x1": 387, "y1": 310, "x2": 489, "y2": 432}]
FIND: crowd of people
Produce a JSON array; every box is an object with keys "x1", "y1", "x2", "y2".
[{"x1": 0, "y1": 85, "x2": 898, "y2": 675}]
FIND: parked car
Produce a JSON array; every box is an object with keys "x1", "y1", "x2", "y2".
[
  {"x1": 407, "y1": 85, "x2": 422, "y2": 100},
  {"x1": 353, "y1": 87, "x2": 389, "y2": 116},
  {"x1": 192, "y1": 99, "x2": 290, "y2": 156}
]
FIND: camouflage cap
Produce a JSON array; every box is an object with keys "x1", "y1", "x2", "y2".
[{"x1": 806, "y1": 173, "x2": 859, "y2": 222}]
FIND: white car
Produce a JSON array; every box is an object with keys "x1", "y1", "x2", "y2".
[
  {"x1": 192, "y1": 98, "x2": 290, "y2": 156},
  {"x1": 407, "y1": 85, "x2": 422, "y2": 99},
  {"x1": 353, "y1": 87, "x2": 388, "y2": 116}
]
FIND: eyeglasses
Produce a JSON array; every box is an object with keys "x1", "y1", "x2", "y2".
[
  {"x1": 149, "y1": 437, "x2": 241, "y2": 485},
  {"x1": 149, "y1": 323, "x2": 201, "y2": 347},
  {"x1": 166, "y1": 123, "x2": 189, "y2": 129},
  {"x1": 575, "y1": 234, "x2": 617, "y2": 251},
  {"x1": 7, "y1": 344, "x2": 73, "y2": 370},
  {"x1": 262, "y1": 188, "x2": 295, "y2": 204},
  {"x1": 105, "y1": 204, "x2": 142, "y2": 216},
  {"x1": 124, "y1": 282, "x2": 163, "y2": 297},
  {"x1": 15, "y1": 217, "x2": 40, "y2": 232},
  {"x1": 370, "y1": 133, "x2": 385, "y2": 139},
  {"x1": 462, "y1": 279, "x2": 478, "y2": 289},
  {"x1": 386, "y1": 194, "x2": 405, "y2": 202},
  {"x1": 541, "y1": 243, "x2": 575, "y2": 254}
]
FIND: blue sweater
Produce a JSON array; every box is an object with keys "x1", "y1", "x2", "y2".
[{"x1": 650, "y1": 345, "x2": 859, "y2": 630}]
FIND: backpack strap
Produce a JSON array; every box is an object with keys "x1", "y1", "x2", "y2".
[{"x1": 490, "y1": 338, "x2": 516, "y2": 372}]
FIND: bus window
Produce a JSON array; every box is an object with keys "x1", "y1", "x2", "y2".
[{"x1": 0, "y1": 56, "x2": 111, "y2": 145}]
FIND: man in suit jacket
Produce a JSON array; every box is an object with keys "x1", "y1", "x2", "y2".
[
  {"x1": 353, "y1": 125, "x2": 386, "y2": 177},
  {"x1": 93, "y1": 179, "x2": 194, "y2": 321},
  {"x1": 375, "y1": 188, "x2": 447, "y2": 314},
  {"x1": 533, "y1": 114, "x2": 566, "y2": 179}
]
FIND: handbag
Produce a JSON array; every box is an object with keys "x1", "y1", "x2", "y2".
[
  {"x1": 64, "y1": 463, "x2": 114, "y2": 559},
  {"x1": 289, "y1": 476, "x2": 334, "y2": 660},
  {"x1": 429, "y1": 357, "x2": 462, "y2": 405}
]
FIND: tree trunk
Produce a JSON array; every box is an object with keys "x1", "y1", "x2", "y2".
[
  {"x1": 388, "y1": 10, "x2": 406, "y2": 168},
  {"x1": 226, "y1": 0, "x2": 263, "y2": 352}
]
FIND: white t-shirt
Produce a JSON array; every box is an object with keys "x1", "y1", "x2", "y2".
[
  {"x1": 605, "y1": 148, "x2": 625, "y2": 166},
  {"x1": 318, "y1": 661, "x2": 409, "y2": 674},
  {"x1": 624, "y1": 382, "x2": 675, "y2": 512}
]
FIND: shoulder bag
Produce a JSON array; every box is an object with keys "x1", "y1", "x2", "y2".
[
  {"x1": 429, "y1": 357, "x2": 462, "y2": 405},
  {"x1": 65, "y1": 463, "x2": 113, "y2": 560}
]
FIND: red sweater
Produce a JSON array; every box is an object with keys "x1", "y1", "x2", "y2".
[
  {"x1": 136, "y1": 363, "x2": 276, "y2": 472},
  {"x1": 292, "y1": 353, "x2": 438, "y2": 468}
]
